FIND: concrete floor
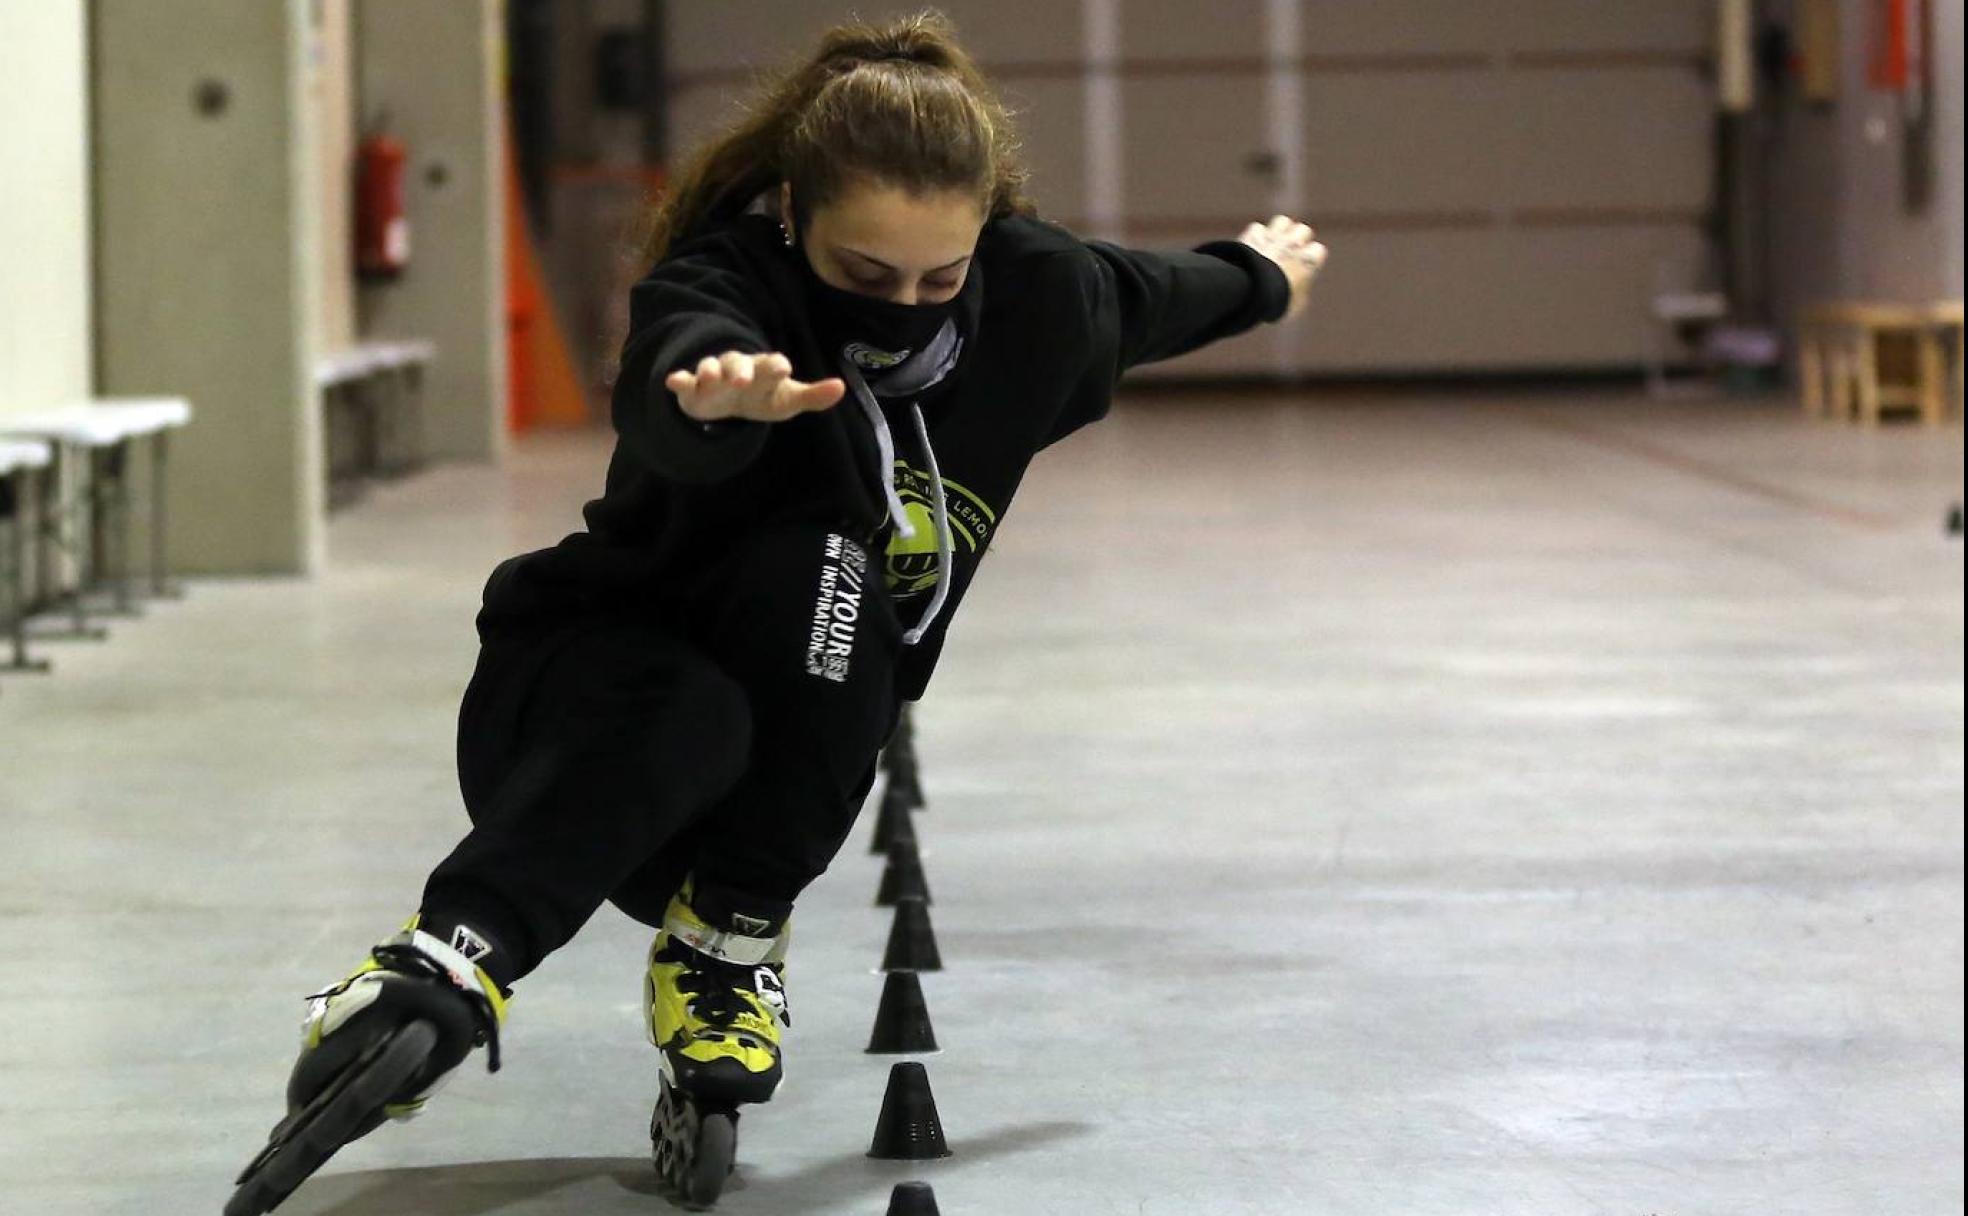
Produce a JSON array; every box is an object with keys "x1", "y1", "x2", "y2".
[{"x1": 2, "y1": 391, "x2": 1962, "y2": 1216}]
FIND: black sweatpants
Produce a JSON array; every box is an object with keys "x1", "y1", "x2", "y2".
[{"x1": 421, "y1": 523, "x2": 903, "y2": 985}]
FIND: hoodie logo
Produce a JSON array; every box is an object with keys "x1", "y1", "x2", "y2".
[
  {"x1": 886, "y1": 464, "x2": 998, "y2": 599},
  {"x1": 806, "y1": 533, "x2": 869, "y2": 682},
  {"x1": 845, "y1": 341, "x2": 910, "y2": 371}
]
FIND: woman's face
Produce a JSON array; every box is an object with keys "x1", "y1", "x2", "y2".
[{"x1": 786, "y1": 179, "x2": 985, "y2": 306}]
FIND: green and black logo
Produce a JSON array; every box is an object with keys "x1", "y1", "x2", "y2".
[
  {"x1": 885, "y1": 462, "x2": 997, "y2": 598},
  {"x1": 846, "y1": 341, "x2": 909, "y2": 371}
]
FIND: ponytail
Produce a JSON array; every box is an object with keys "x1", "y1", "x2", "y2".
[{"x1": 641, "y1": 9, "x2": 1034, "y2": 265}]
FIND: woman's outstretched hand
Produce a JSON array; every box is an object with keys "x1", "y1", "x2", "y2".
[
  {"x1": 665, "y1": 351, "x2": 846, "y2": 423},
  {"x1": 1238, "y1": 215, "x2": 1328, "y2": 320}
]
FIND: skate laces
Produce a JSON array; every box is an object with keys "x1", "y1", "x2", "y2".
[
  {"x1": 309, "y1": 942, "x2": 506, "y2": 1074},
  {"x1": 666, "y1": 942, "x2": 791, "y2": 1034}
]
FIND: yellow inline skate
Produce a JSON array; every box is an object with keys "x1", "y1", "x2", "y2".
[
  {"x1": 644, "y1": 879, "x2": 792, "y2": 1208},
  {"x1": 225, "y1": 918, "x2": 507, "y2": 1216}
]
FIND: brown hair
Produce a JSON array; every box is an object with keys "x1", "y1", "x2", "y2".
[{"x1": 641, "y1": 9, "x2": 1036, "y2": 265}]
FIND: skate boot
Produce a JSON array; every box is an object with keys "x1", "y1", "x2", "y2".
[
  {"x1": 225, "y1": 918, "x2": 509, "y2": 1216},
  {"x1": 644, "y1": 879, "x2": 793, "y2": 1209}
]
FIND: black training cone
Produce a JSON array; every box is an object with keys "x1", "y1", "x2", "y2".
[
  {"x1": 876, "y1": 843, "x2": 931, "y2": 907},
  {"x1": 883, "y1": 709, "x2": 926, "y2": 810},
  {"x1": 886, "y1": 1181, "x2": 943, "y2": 1215},
  {"x1": 883, "y1": 778, "x2": 920, "y2": 827},
  {"x1": 886, "y1": 753, "x2": 925, "y2": 811},
  {"x1": 879, "y1": 706, "x2": 911, "y2": 772},
  {"x1": 881, "y1": 897, "x2": 943, "y2": 973},
  {"x1": 866, "y1": 970, "x2": 938, "y2": 1054},
  {"x1": 871, "y1": 787, "x2": 917, "y2": 854},
  {"x1": 867, "y1": 1062, "x2": 952, "y2": 1160}
]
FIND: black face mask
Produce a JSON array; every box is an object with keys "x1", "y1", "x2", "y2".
[{"x1": 798, "y1": 256, "x2": 964, "y2": 378}]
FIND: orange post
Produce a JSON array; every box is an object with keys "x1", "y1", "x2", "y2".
[{"x1": 503, "y1": 121, "x2": 591, "y2": 431}]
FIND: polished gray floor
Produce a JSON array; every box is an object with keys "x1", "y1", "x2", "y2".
[{"x1": 3, "y1": 392, "x2": 1962, "y2": 1216}]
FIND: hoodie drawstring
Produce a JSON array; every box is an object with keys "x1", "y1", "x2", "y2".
[
  {"x1": 902, "y1": 402, "x2": 955, "y2": 645},
  {"x1": 841, "y1": 361, "x2": 955, "y2": 647}
]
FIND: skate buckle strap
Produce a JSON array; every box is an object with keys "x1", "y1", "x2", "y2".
[
  {"x1": 665, "y1": 912, "x2": 781, "y2": 968},
  {"x1": 753, "y1": 965, "x2": 792, "y2": 1029},
  {"x1": 364, "y1": 930, "x2": 506, "y2": 1074}
]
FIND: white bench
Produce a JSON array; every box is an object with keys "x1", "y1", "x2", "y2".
[
  {"x1": 0, "y1": 397, "x2": 194, "y2": 640},
  {"x1": 1646, "y1": 289, "x2": 1732, "y2": 398},
  {"x1": 0, "y1": 439, "x2": 55, "y2": 682},
  {"x1": 317, "y1": 339, "x2": 437, "y2": 506},
  {"x1": 0, "y1": 441, "x2": 49, "y2": 474}
]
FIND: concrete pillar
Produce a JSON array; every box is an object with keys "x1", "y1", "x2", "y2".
[
  {"x1": 0, "y1": 1, "x2": 93, "y2": 414},
  {"x1": 355, "y1": 0, "x2": 508, "y2": 464},
  {"x1": 91, "y1": 0, "x2": 330, "y2": 575},
  {"x1": 316, "y1": 0, "x2": 359, "y2": 354}
]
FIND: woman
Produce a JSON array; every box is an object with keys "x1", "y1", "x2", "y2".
[{"x1": 229, "y1": 10, "x2": 1325, "y2": 1212}]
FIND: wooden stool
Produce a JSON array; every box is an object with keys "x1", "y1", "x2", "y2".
[
  {"x1": 1800, "y1": 300, "x2": 1965, "y2": 426},
  {"x1": 1929, "y1": 299, "x2": 1965, "y2": 422}
]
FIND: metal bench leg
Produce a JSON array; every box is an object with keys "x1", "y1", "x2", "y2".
[
  {"x1": 147, "y1": 429, "x2": 184, "y2": 599},
  {"x1": 29, "y1": 442, "x2": 108, "y2": 642},
  {"x1": 1, "y1": 472, "x2": 52, "y2": 677},
  {"x1": 407, "y1": 364, "x2": 427, "y2": 472},
  {"x1": 359, "y1": 380, "x2": 383, "y2": 481},
  {"x1": 379, "y1": 364, "x2": 428, "y2": 478},
  {"x1": 83, "y1": 444, "x2": 142, "y2": 619},
  {"x1": 1800, "y1": 329, "x2": 1823, "y2": 418},
  {"x1": 375, "y1": 370, "x2": 405, "y2": 479}
]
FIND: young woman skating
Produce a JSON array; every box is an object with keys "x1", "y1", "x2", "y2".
[{"x1": 228, "y1": 12, "x2": 1325, "y2": 1213}]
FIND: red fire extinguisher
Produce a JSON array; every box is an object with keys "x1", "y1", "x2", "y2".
[{"x1": 356, "y1": 125, "x2": 410, "y2": 280}]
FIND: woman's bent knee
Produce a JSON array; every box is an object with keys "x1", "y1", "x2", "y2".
[{"x1": 519, "y1": 623, "x2": 755, "y2": 799}]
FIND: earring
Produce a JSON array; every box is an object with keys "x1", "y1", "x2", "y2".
[{"x1": 779, "y1": 221, "x2": 796, "y2": 248}]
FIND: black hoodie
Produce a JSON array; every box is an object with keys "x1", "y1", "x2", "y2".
[{"x1": 476, "y1": 210, "x2": 1291, "y2": 701}]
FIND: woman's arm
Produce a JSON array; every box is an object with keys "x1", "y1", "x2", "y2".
[
  {"x1": 1237, "y1": 215, "x2": 1327, "y2": 319},
  {"x1": 1041, "y1": 216, "x2": 1327, "y2": 450},
  {"x1": 612, "y1": 249, "x2": 843, "y2": 485},
  {"x1": 1084, "y1": 214, "x2": 1326, "y2": 377}
]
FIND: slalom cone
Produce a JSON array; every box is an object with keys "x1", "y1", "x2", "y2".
[
  {"x1": 867, "y1": 1062, "x2": 952, "y2": 1160},
  {"x1": 866, "y1": 970, "x2": 938, "y2": 1054},
  {"x1": 881, "y1": 897, "x2": 943, "y2": 973},
  {"x1": 886, "y1": 754, "x2": 925, "y2": 811},
  {"x1": 871, "y1": 786, "x2": 917, "y2": 854},
  {"x1": 876, "y1": 842, "x2": 931, "y2": 907},
  {"x1": 882, "y1": 709, "x2": 925, "y2": 810},
  {"x1": 886, "y1": 1181, "x2": 942, "y2": 1215}
]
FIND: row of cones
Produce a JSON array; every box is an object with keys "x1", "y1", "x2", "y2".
[{"x1": 867, "y1": 708, "x2": 948, "y2": 1215}]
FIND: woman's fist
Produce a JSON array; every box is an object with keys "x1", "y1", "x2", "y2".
[
  {"x1": 665, "y1": 351, "x2": 846, "y2": 423},
  {"x1": 1238, "y1": 215, "x2": 1328, "y2": 320}
]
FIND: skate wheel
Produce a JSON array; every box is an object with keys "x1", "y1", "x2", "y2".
[
  {"x1": 224, "y1": 1020, "x2": 439, "y2": 1216},
  {"x1": 651, "y1": 1082, "x2": 738, "y2": 1210},
  {"x1": 681, "y1": 1113, "x2": 736, "y2": 1207}
]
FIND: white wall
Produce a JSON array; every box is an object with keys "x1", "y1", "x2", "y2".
[
  {"x1": 315, "y1": 0, "x2": 358, "y2": 353},
  {"x1": 0, "y1": 1, "x2": 93, "y2": 414},
  {"x1": 665, "y1": 0, "x2": 1719, "y2": 375},
  {"x1": 355, "y1": 0, "x2": 508, "y2": 462}
]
